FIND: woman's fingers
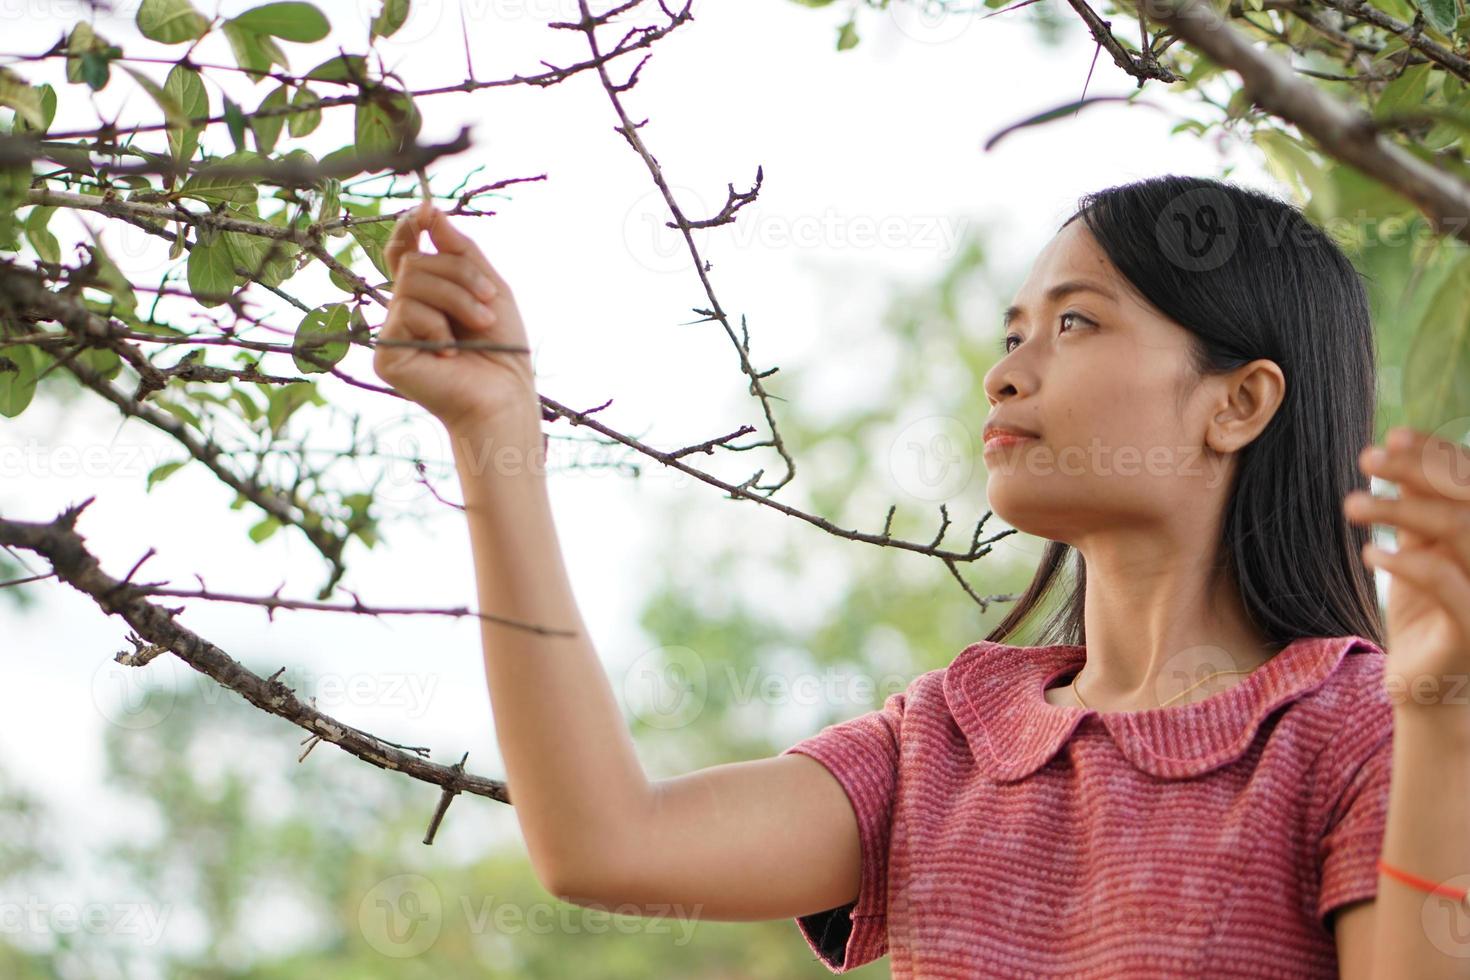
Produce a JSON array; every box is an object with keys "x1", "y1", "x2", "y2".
[
  {"x1": 395, "y1": 252, "x2": 499, "y2": 323},
  {"x1": 384, "y1": 206, "x2": 431, "y2": 281},
  {"x1": 386, "y1": 295, "x2": 457, "y2": 357},
  {"x1": 418, "y1": 205, "x2": 513, "y2": 295},
  {"x1": 420, "y1": 204, "x2": 474, "y2": 255},
  {"x1": 1345, "y1": 489, "x2": 1470, "y2": 579}
]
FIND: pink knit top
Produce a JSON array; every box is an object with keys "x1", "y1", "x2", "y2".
[{"x1": 780, "y1": 633, "x2": 1393, "y2": 977}]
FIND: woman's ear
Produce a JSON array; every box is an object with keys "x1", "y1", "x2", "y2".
[{"x1": 1206, "y1": 358, "x2": 1286, "y2": 454}]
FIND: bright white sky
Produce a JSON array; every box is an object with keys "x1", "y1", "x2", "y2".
[{"x1": 0, "y1": 0, "x2": 1281, "y2": 960}]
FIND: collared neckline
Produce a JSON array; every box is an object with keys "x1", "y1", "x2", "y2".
[{"x1": 944, "y1": 634, "x2": 1381, "y2": 782}]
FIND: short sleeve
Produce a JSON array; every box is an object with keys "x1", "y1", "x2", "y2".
[
  {"x1": 1314, "y1": 712, "x2": 1394, "y2": 931},
  {"x1": 779, "y1": 687, "x2": 905, "y2": 973}
]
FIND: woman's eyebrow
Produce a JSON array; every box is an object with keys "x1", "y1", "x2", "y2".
[{"x1": 1003, "y1": 279, "x2": 1118, "y2": 328}]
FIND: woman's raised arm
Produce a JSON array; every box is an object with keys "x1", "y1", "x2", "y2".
[{"x1": 374, "y1": 204, "x2": 863, "y2": 924}]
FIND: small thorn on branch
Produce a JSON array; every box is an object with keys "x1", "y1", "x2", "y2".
[
  {"x1": 423, "y1": 751, "x2": 470, "y2": 845},
  {"x1": 298, "y1": 734, "x2": 322, "y2": 763},
  {"x1": 114, "y1": 632, "x2": 167, "y2": 667}
]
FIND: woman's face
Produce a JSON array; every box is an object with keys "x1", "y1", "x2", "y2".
[{"x1": 981, "y1": 218, "x2": 1239, "y2": 545}]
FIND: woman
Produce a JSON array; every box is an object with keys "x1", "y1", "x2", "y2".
[{"x1": 373, "y1": 174, "x2": 1470, "y2": 978}]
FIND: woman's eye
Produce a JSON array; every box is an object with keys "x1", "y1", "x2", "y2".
[{"x1": 1001, "y1": 313, "x2": 1092, "y2": 353}]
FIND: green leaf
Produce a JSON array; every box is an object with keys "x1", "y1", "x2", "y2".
[
  {"x1": 836, "y1": 16, "x2": 859, "y2": 50},
  {"x1": 164, "y1": 65, "x2": 207, "y2": 180},
  {"x1": 287, "y1": 84, "x2": 322, "y2": 136},
  {"x1": 222, "y1": 206, "x2": 298, "y2": 289},
  {"x1": 76, "y1": 346, "x2": 122, "y2": 381},
  {"x1": 316, "y1": 177, "x2": 342, "y2": 233},
  {"x1": 1374, "y1": 62, "x2": 1432, "y2": 122},
  {"x1": 1403, "y1": 250, "x2": 1470, "y2": 441},
  {"x1": 233, "y1": 2, "x2": 330, "y2": 42},
  {"x1": 120, "y1": 65, "x2": 191, "y2": 129},
  {"x1": 187, "y1": 231, "x2": 237, "y2": 306},
  {"x1": 81, "y1": 52, "x2": 112, "y2": 91},
  {"x1": 292, "y1": 303, "x2": 351, "y2": 374},
  {"x1": 0, "y1": 68, "x2": 48, "y2": 131},
  {"x1": 0, "y1": 341, "x2": 38, "y2": 418},
  {"x1": 305, "y1": 54, "x2": 370, "y2": 84},
  {"x1": 146, "y1": 459, "x2": 187, "y2": 491},
  {"x1": 371, "y1": 0, "x2": 411, "y2": 39},
  {"x1": 65, "y1": 23, "x2": 114, "y2": 90},
  {"x1": 24, "y1": 206, "x2": 59, "y2": 264},
  {"x1": 317, "y1": 144, "x2": 371, "y2": 180},
  {"x1": 354, "y1": 88, "x2": 421, "y2": 157},
  {"x1": 1252, "y1": 129, "x2": 1337, "y2": 216},
  {"x1": 327, "y1": 243, "x2": 360, "y2": 292},
  {"x1": 13, "y1": 83, "x2": 56, "y2": 136},
  {"x1": 230, "y1": 386, "x2": 262, "y2": 423},
  {"x1": 223, "y1": 94, "x2": 248, "y2": 153},
  {"x1": 251, "y1": 85, "x2": 290, "y2": 155},
  {"x1": 347, "y1": 218, "x2": 393, "y2": 280},
  {"x1": 1413, "y1": 0, "x2": 1458, "y2": 34},
  {"x1": 248, "y1": 515, "x2": 282, "y2": 542},
  {"x1": 136, "y1": 0, "x2": 210, "y2": 44},
  {"x1": 154, "y1": 397, "x2": 202, "y2": 431},
  {"x1": 177, "y1": 150, "x2": 262, "y2": 205},
  {"x1": 221, "y1": 18, "x2": 288, "y2": 78},
  {"x1": 265, "y1": 379, "x2": 325, "y2": 435},
  {"x1": 79, "y1": 231, "x2": 138, "y2": 319},
  {"x1": 0, "y1": 164, "x2": 30, "y2": 251}
]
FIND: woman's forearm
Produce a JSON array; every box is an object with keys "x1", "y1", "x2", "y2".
[
  {"x1": 1371, "y1": 700, "x2": 1470, "y2": 979},
  {"x1": 448, "y1": 412, "x2": 652, "y2": 893}
]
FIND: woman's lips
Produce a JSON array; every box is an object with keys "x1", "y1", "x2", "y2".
[{"x1": 982, "y1": 432, "x2": 1038, "y2": 452}]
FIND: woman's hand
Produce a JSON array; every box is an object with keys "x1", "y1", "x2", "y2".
[
  {"x1": 373, "y1": 203, "x2": 539, "y2": 434},
  {"x1": 1344, "y1": 425, "x2": 1470, "y2": 708}
]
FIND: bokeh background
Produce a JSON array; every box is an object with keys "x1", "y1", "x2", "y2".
[{"x1": 1, "y1": 0, "x2": 1387, "y2": 976}]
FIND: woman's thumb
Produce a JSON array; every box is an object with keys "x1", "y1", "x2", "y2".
[{"x1": 384, "y1": 204, "x2": 429, "y2": 277}]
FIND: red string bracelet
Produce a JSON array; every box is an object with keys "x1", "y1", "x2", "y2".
[{"x1": 1378, "y1": 858, "x2": 1470, "y2": 908}]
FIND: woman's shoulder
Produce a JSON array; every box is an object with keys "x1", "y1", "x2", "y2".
[
  {"x1": 1289, "y1": 637, "x2": 1392, "y2": 728},
  {"x1": 1283, "y1": 637, "x2": 1394, "y2": 791}
]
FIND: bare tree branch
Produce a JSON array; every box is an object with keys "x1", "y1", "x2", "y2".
[{"x1": 0, "y1": 499, "x2": 512, "y2": 812}]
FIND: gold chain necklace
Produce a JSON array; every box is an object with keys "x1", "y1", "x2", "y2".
[{"x1": 1071, "y1": 667, "x2": 1255, "y2": 711}]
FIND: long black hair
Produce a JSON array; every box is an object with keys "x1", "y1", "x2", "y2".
[{"x1": 983, "y1": 174, "x2": 1384, "y2": 649}]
